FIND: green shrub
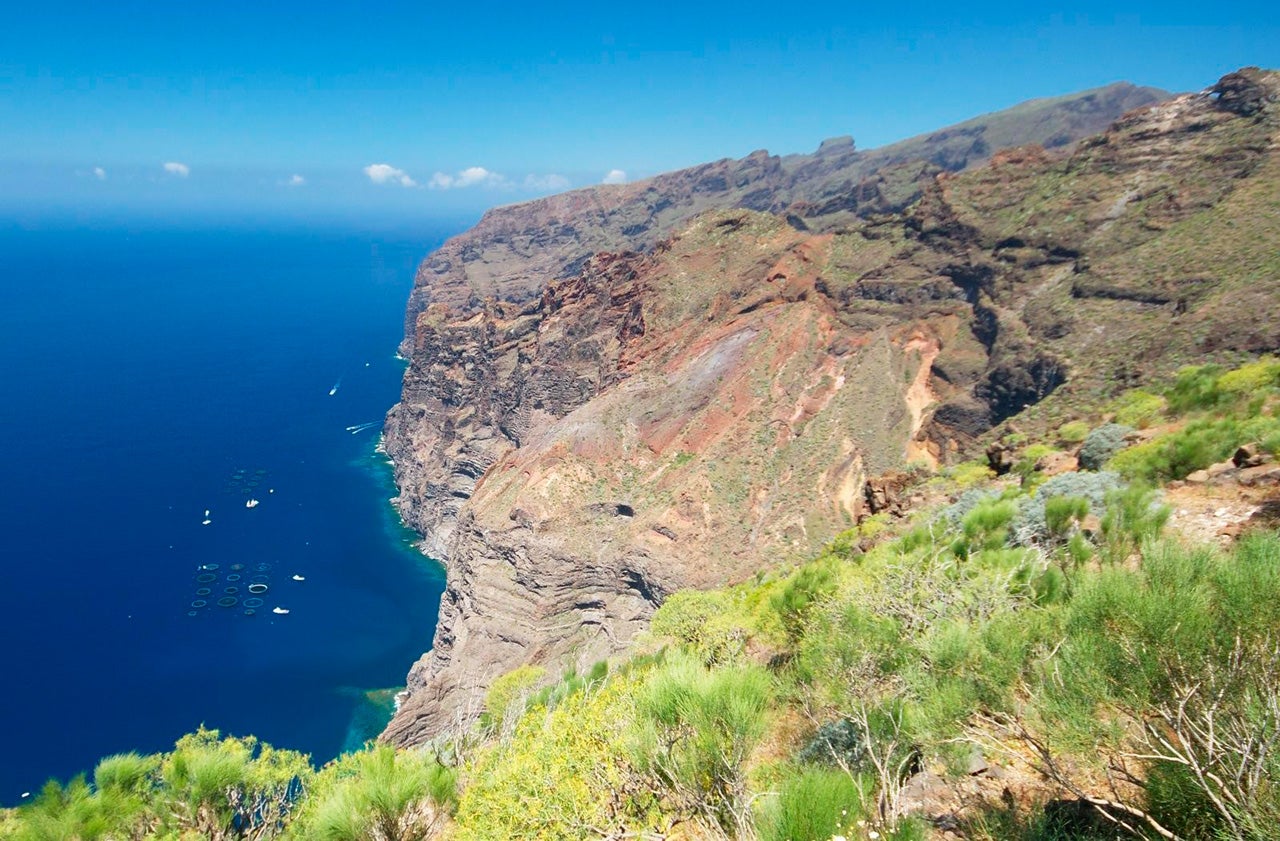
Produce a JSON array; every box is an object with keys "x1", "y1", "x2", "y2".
[
  {"x1": 941, "y1": 488, "x2": 1000, "y2": 526},
  {"x1": 1013, "y1": 444, "x2": 1058, "y2": 481},
  {"x1": 1167, "y1": 363, "x2": 1229, "y2": 413},
  {"x1": 1039, "y1": 535, "x2": 1280, "y2": 839},
  {"x1": 1110, "y1": 414, "x2": 1280, "y2": 483},
  {"x1": 1217, "y1": 356, "x2": 1280, "y2": 395},
  {"x1": 482, "y1": 664, "x2": 545, "y2": 733},
  {"x1": 650, "y1": 589, "x2": 755, "y2": 665},
  {"x1": 1099, "y1": 484, "x2": 1169, "y2": 563},
  {"x1": 159, "y1": 728, "x2": 312, "y2": 839},
  {"x1": 633, "y1": 654, "x2": 772, "y2": 835},
  {"x1": 756, "y1": 767, "x2": 864, "y2": 841},
  {"x1": 457, "y1": 675, "x2": 654, "y2": 840},
  {"x1": 793, "y1": 598, "x2": 906, "y2": 710},
  {"x1": 1043, "y1": 496, "x2": 1088, "y2": 540},
  {"x1": 1168, "y1": 358, "x2": 1280, "y2": 415},
  {"x1": 1107, "y1": 389, "x2": 1166, "y2": 428},
  {"x1": 10, "y1": 776, "x2": 122, "y2": 841},
  {"x1": 1056, "y1": 420, "x2": 1090, "y2": 444},
  {"x1": 1077, "y1": 423, "x2": 1133, "y2": 470},
  {"x1": 92, "y1": 752, "x2": 159, "y2": 797},
  {"x1": 771, "y1": 560, "x2": 837, "y2": 643},
  {"x1": 292, "y1": 746, "x2": 455, "y2": 841},
  {"x1": 1144, "y1": 760, "x2": 1224, "y2": 840},
  {"x1": 946, "y1": 459, "x2": 995, "y2": 488},
  {"x1": 957, "y1": 499, "x2": 1017, "y2": 556}
]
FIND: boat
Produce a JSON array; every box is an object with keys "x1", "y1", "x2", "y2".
[
  {"x1": 292, "y1": 574, "x2": 305, "y2": 581},
  {"x1": 245, "y1": 498, "x2": 259, "y2": 508},
  {"x1": 272, "y1": 607, "x2": 290, "y2": 615}
]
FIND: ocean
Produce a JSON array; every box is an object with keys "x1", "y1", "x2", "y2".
[{"x1": 0, "y1": 216, "x2": 459, "y2": 801}]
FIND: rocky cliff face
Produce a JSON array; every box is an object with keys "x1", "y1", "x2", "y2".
[
  {"x1": 376, "y1": 74, "x2": 1280, "y2": 745},
  {"x1": 398, "y1": 81, "x2": 1166, "y2": 342}
]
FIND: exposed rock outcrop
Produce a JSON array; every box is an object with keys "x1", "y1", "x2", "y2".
[{"x1": 382, "y1": 71, "x2": 1280, "y2": 744}]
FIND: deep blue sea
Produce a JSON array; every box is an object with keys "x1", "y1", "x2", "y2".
[{"x1": 0, "y1": 217, "x2": 458, "y2": 801}]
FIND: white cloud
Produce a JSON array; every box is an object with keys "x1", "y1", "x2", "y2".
[
  {"x1": 363, "y1": 163, "x2": 417, "y2": 187},
  {"x1": 523, "y1": 173, "x2": 571, "y2": 192},
  {"x1": 92, "y1": 166, "x2": 106, "y2": 180},
  {"x1": 602, "y1": 169, "x2": 627, "y2": 185},
  {"x1": 163, "y1": 161, "x2": 190, "y2": 177},
  {"x1": 285, "y1": 174, "x2": 306, "y2": 187},
  {"x1": 428, "y1": 166, "x2": 509, "y2": 190}
]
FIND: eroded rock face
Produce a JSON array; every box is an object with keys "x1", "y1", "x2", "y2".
[
  {"x1": 398, "y1": 81, "x2": 1167, "y2": 353},
  {"x1": 375, "y1": 75, "x2": 1280, "y2": 745},
  {"x1": 385, "y1": 215, "x2": 935, "y2": 740}
]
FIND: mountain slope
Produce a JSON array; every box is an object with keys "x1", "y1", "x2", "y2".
[
  {"x1": 378, "y1": 75, "x2": 1280, "y2": 746},
  {"x1": 400, "y1": 81, "x2": 1166, "y2": 333}
]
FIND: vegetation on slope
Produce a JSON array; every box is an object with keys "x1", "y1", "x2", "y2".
[{"x1": 5, "y1": 358, "x2": 1279, "y2": 840}]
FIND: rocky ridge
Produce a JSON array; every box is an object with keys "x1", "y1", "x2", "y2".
[{"x1": 382, "y1": 70, "x2": 1280, "y2": 745}]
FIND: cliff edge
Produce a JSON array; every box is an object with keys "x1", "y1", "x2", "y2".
[{"x1": 378, "y1": 75, "x2": 1280, "y2": 745}]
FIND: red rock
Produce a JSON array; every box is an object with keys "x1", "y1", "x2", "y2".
[{"x1": 1035, "y1": 451, "x2": 1078, "y2": 477}]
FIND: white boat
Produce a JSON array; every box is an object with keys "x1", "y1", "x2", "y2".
[
  {"x1": 292, "y1": 574, "x2": 305, "y2": 581},
  {"x1": 245, "y1": 498, "x2": 259, "y2": 508},
  {"x1": 201, "y1": 519, "x2": 212, "y2": 526},
  {"x1": 272, "y1": 607, "x2": 290, "y2": 615}
]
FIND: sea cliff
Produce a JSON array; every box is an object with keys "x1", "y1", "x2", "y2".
[{"x1": 379, "y1": 74, "x2": 1280, "y2": 744}]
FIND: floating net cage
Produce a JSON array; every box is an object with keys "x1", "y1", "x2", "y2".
[{"x1": 189, "y1": 555, "x2": 276, "y2": 616}]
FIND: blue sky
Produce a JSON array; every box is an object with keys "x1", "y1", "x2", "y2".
[{"x1": 2, "y1": 1, "x2": 1277, "y2": 222}]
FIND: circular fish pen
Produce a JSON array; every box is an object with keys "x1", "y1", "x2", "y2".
[
  {"x1": 195, "y1": 587, "x2": 212, "y2": 597},
  {"x1": 244, "y1": 597, "x2": 264, "y2": 608},
  {"x1": 226, "y1": 573, "x2": 241, "y2": 582},
  {"x1": 190, "y1": 599, "x2": 208, "y2": 609},
  {"x1": 217, "y1": 596, "x2": 239, "y2": 608},
  {"x1": 247, "y1": 583, "x2": 268, "y2": 594},
  {"x1": 196, "y1": 573, "x2": 218, "y2": 584}
]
